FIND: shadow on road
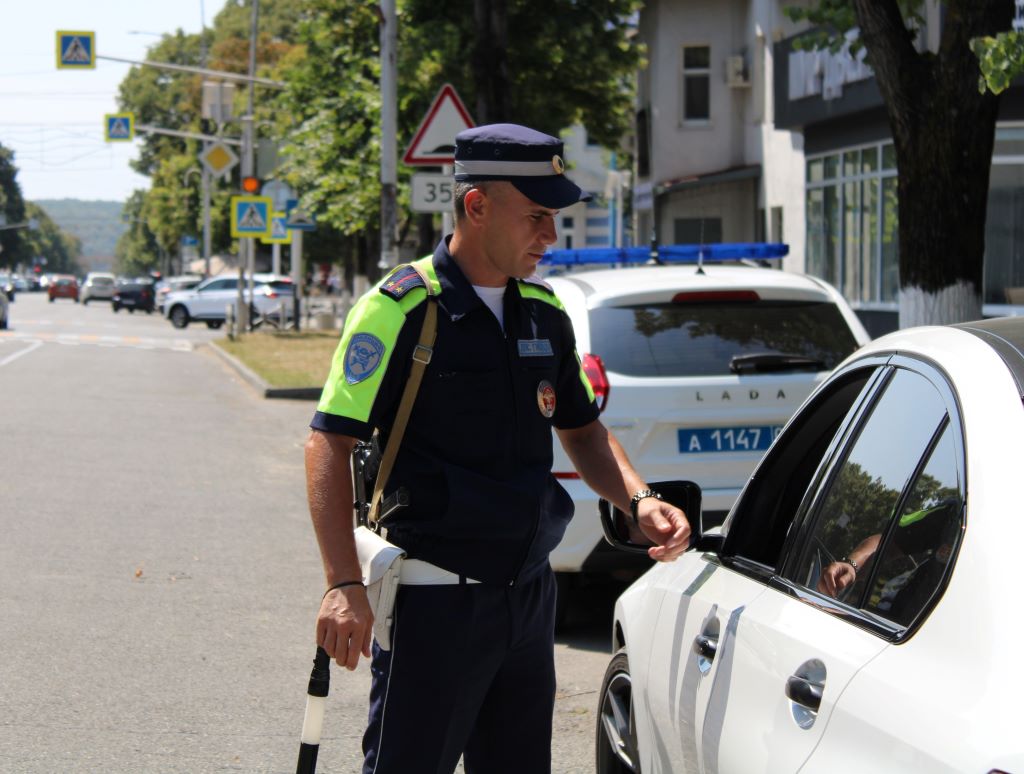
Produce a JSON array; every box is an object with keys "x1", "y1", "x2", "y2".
[{"x1": 555, "y1": 578, "x2": 633, "y2": 654}]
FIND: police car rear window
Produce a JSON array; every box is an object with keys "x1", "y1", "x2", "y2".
[{"x1": 589, "y1": 300, "x2": 858, "y2": 377}]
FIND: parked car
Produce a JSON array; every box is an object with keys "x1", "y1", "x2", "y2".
[
  {"x1": 48, "y1": 275, "x2": 79, "y2": 302},
  {"x1": 543, "y1": 255, "x2": 869, "y2": 619},
  {"x1": 0, "y1": 286, "x2": 8, "y2": 329},
  {"x1": 596, "y1": 316, "x2": 1024, "y2": 774},
  {"x1": 112, "y1": 278, "x2": 156, "y2": 313},
  {"x1": 163, "y1": 272, "x2": 294, "y2": 329},
  {"x1": 80, "y1": 272, "x2": 116, "y2": 304},
  {"x1": 155, "y1": 274, "x2": 203, "y2": 313}
]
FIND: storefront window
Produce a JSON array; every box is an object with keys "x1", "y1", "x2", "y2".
[
  {"x1": 985, "y1": 163, "x2": 1024, "y2": 305},
  {"x1": 807, "y1": 141, "x2": 898, "y2": 304}
]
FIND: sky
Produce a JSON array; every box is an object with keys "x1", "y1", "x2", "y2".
[{"x1": 0, "y1": 1, "x2": 214, "y2": 204}]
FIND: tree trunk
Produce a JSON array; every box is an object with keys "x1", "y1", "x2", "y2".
[
  {"x1": 853, "y1": 0, "x2": 1012, "y2": 327},
  {"x1": 472, "y1": 0, "x2": 510, "y2": 123}
]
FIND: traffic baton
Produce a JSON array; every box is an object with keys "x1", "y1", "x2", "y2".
[{"x1": 296, "y1": 646, "x2": 331, "y2": 774}]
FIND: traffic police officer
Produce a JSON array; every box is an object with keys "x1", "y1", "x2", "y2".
[{"x1": 306, "y1": 123, "x2": 691, "y2": 774}]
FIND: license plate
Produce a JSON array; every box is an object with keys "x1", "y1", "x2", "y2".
[{"x1": 678, "y1": 425, "x2": 782, "y2": 454}]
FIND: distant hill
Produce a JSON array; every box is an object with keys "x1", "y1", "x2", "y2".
[{"x1": 33, "y1": 199, "x2": 126, "y2": 264}]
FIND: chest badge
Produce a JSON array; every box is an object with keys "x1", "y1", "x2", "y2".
[
  {"x1": 518, "y1": 338, "x2": 553, "y2": 357},
  {"x1": 344, "y1": 333, "x2": 386, "y2": 385},
  {"x1": 537, "y1": 380, "x2": 557, "y2": 418}
]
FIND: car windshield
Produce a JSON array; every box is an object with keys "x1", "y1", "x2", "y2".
[
  {"x1": 589, "y1": 300, "x2": 859, "y2": 377},
  {"x1": 92, "y1": 277, "x2": 114, "y2": 286}
]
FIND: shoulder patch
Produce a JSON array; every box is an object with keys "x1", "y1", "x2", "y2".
[
  {"x1": 521, "y1": 273, "x2": 554, "y2": 293},
  {"x1": 380, "y1": 264, "x2": 426, "y2": 300},
  {"x1": 344, "y1": 333, "x2": 386, "y2": 384}
]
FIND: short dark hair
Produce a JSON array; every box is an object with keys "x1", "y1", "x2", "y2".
[{"x1": 453, "y1": 181, "x2": 493, "y2": 221}]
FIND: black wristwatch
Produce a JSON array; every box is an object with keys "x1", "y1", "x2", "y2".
[{"x1": 629, "y1": 489, "x2": 663, "y2": 526}]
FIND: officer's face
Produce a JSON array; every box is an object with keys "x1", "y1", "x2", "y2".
[{"x1": 478, "y1": 183, "x2": 558, "y2": 281}]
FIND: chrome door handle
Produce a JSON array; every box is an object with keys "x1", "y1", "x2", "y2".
[
  {"x1": 785, "y1": 675, "x2": 823, "y2": 711},
  {"x1": 692, "y1": 634, "x2": 718, "y2": 661}
]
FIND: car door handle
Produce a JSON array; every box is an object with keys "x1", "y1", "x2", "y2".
[
  {"x1": 692, "y1": 634, "x2": 718, "y2": 661},
  {"x1": 785, "y1": 675, "x2": 823, "y2": 711}
]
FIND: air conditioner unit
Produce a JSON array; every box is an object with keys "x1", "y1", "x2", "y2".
[{"x1": 726, "y1": 55, "x2": 750, "y2": 88}]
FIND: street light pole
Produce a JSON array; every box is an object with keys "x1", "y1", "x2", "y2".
[
  {"x1": 379, "y1": 0, "x2": 398, "y2": 272},
  {"x1": 237, "y1": 0, "x2": 259, "y2": 333}
]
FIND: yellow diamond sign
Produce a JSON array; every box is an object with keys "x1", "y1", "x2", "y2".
[{"x1": 199, "y1": 142, "x2": 239, "y2": 179}]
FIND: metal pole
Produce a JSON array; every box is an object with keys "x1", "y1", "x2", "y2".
[
  {"x1": 272, "y1": 242, "x2": 281, "y2": 275},
  {"x1": 237, "y1": 0, "x2": 259, "y2": 332},
  {"x1": 441, "y1": 163, "x2": 454, "y2": 236},
  {"x1": 379, "y1": 0, "x2": 398, "y2": 271},
  {"x1": 291, "y1": 228, "x2": 303, "y2": 331},
  {"x1": 95, "y1": 55, "x2": 284, "y2": 88},
  {"x1": 202, "y1": 161, "x2": 212, "y2": 277}
]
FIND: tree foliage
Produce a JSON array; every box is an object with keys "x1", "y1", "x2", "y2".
[
  {"x1": 972, "y1": 30, "x2": 1024, "y2": 94},
  {"x1": 0, "y1": 143, "x2": 29, "y2": 268},
  {"x1": 21, "y1": 203, "x2": 82, "y2": 275}
]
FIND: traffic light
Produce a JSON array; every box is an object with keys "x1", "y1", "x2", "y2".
[{"x1": 241, "y1": 176, "x2": 260, "y2": 194}]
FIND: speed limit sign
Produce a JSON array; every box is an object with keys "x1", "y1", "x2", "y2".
[{"x1": 411, "y1": 173, "x2": 454, "y2": 213}]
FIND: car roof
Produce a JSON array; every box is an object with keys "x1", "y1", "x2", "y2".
[{"x1": 544, "y1": 264, "x2": 836, "y2": 306}]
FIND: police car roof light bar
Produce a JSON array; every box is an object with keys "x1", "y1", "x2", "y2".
[{"x1": 539, "y1": 242, "x2": 789, "y2": 266}]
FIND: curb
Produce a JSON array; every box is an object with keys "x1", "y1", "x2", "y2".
[{"x1": 207, "y1": 340, "x2": 321, "y2": 400}]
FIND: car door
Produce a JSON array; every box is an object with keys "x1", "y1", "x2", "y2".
[
  {"x1": 193, "y1": 278, "x2": 236, "y2": 317},
  {"x1": 643, "y1": 363, "x2": 886, "y2": 773},
  {"x1": 703, "y1": 364, "x2": 958, "y2": 773}
]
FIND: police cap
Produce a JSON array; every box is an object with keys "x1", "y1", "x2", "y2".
[{"x1": 453, "y1": 123, "x2": 592, "y2": 210}]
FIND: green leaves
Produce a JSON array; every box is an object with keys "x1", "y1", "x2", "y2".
[{"x1": 971, "y1": 31, "x2": 1024, "y2": 94}]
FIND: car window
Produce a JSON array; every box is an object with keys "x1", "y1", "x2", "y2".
[
  {"x1": 721, "y1": 366, "x2": 881, "y2": 571},
  {"x1": 788, "y1": 367, "x2": 961, "y2": 630},
  {"x1": 588, "y1": 300, "x2": 859, "y2": 377},
  {"x1": 92, "y1": 276, "x2": 114, "y2": 286},
  {"x1": 201, "y1": 279, "x2": 236, "y2": 292}
]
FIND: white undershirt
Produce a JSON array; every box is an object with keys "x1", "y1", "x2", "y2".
[{"x1": 473, "y1": 284, "x2": 506, "y2": 329}]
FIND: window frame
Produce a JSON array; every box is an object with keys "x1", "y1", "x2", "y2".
[
  {"x1": 775, "y1": 355, "x2": 967, "y2": 642},
  {"x1": 681, "y1": 44, "x2": 712, "y2": 125}
]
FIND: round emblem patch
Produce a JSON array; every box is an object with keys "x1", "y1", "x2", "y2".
[
  {"x1": 537, "y1": 380, "x2": 557, "y2": 418},
  {"x1": 344, "y1": 333, "x2": 386, "y2": 385},
  {"x1": 551, "y1": 155, "x2": 565, "y2": 174}
]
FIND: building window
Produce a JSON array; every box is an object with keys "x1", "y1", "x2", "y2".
[
  {"x1": 682, "y1": 45, "x2": 711, "y2": 123},
  {"x1": 986, "y1": 128, "x2": 1024, "y2": 306},
  {"x1": 806, "y1": 141, "x2": 898, "y2": 304},
  {"x1": 562, "y1": 217, "x2": 574, "y2": 228}
]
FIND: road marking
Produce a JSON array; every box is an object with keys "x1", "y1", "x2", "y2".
[
  {"x1": 0, "y1": 340, "x2": 43, "y2": 368},
  {"x1": 0, "y1": 331, "x2": 194, "y2": 353}
]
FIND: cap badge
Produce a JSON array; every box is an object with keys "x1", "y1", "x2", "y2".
[
  {"x1": 551, "y1": 155, "x2": 565, "y2": 175},
  {"x1": 537, "y1": 380, "x2": 557, "y2": 418}
]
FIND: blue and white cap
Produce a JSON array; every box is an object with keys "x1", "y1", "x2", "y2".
[{"x1": 453, "y1": 123, "x2": 592, "y2": 210}]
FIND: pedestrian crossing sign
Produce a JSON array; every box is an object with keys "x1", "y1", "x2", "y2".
[
  {"x1": 104, "y1": 113, "x2": 135, "y2": 142},
  {"x1": 261, "y1": 212, "x2": 290, "y2": 244},
  {"x1": 230, "y1": 196, "x2": 273, "y2": 238},
  {"x1": 56, "y1": 31, "x2": 95, "y2": 69}
]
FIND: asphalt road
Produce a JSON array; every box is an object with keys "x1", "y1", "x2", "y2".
[{"x1": 0, "y1": 292, "x2": 620, "y2": 773}]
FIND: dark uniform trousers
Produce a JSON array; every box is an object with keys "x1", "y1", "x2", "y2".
[{"x1": 362, "y1": 567, "x2": 557, "y2": 774}]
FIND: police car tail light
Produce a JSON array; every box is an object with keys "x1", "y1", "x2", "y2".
[
  {"x1": 672, "y1": 290, "x2": 760, "y2": 303},
  {"x1": 582, "y1": 353, "x2": 610, "y2": 412}
]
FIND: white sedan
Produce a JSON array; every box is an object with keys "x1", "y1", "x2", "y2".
[{"x1": 597, "y1": 316, "x2": 1024, "y2": 774}]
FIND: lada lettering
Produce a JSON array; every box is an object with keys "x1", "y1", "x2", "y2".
[{"x1": 694, "y1": 389, "x2": 787, "y2": 401}]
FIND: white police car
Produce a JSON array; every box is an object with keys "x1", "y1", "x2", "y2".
[
  {"x1": 544, "y1": 245, "x2": 870, "y2": 618},
  {"x1": 596, "y1": 316, "x2": 1024, "y2": 774}
]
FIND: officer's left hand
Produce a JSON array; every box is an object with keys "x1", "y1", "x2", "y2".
[{"x1": 636, "y1": 499, "x2": 691, "y2": 561}]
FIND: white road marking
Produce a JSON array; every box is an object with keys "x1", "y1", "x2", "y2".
[
  {"x1": 0, "y1": 331, "x2": 194, "y2": 353},
  {"x1": 0, "y1": 340, "x2": 43, "y2": 368}
]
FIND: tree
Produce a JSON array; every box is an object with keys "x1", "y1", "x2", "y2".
[
  {"x1": 277, "y1": 0, "x2": 644, "y2": 279},
  {"x1": 21, "y1": 203, "x2": 82, "y2": 275},
  {"x1": 115, "y1": 190, "x2": 162, "y2": 275},
  {"x1": 0, "y1": 143, "x2": 29, "y2": 268},
  {"x1": 788, "y1": 1, "x2": 1014, "y2": 327},
  {"x1": 972, "y1": 29, "x2": 1024, "y2": 93}
]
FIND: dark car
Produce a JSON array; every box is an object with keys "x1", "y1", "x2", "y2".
[{"x1": 112, "y1": 279, "x2": 155, "y2": 313}]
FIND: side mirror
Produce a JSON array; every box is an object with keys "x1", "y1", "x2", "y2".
[{"x1": 599, "y1": 480, "x2": 722, "y2": 555}]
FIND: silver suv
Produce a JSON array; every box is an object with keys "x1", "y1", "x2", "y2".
[{"x1": 80, "y1": 272, "x2": 116, "y2": 304}]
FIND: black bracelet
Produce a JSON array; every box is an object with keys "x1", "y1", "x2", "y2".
[{"x1": 323, "y1": 580, "x2": 364, "y2": 599}]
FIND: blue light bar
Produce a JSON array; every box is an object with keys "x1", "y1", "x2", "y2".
[{"x1": 540, "y1": 242, "x2": 789, "y2": 266}]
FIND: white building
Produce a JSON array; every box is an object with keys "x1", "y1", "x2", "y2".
[{"x1": 633, "y1": 0, "x2": 807, "y2": 270}]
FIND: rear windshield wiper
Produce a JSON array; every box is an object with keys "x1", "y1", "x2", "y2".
[{"x1": 729, "y1": 353, "x2": 826, "y2": 374}]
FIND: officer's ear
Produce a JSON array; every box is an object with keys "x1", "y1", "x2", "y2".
[{"x1": 463, "y1": 186, "x2": 489, "y2": 224}]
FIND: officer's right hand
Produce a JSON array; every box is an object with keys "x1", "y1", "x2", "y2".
[{"x1": 317, "y1": 585, "x2": 374, "y2": 670}]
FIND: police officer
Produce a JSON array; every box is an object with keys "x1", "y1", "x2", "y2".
[{"x1": 306, "y1": 123, "x2": 691, "y2": 774}]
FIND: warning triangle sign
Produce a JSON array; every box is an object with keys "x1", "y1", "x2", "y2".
[
  {"x1": 403, "y1": 84, "x2": 475, "y2": 166},
  {"x1": 62, "y1": 37, "x2": 91, "y2": 64},
  {"x1": 238, "y1": 204, "x2": 266, "y2": 229},
  {"x1": 271, "y1": 216, "x2": 287, "y2": 239}
]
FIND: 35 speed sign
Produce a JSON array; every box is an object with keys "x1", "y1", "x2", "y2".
[{"x1": 411, "y1": 173, "x2": 454, "y2": 213}]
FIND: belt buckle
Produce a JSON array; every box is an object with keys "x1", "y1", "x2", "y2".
[{"x1": 412, "y1": 344, "x2": 433, "y2": 364}]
